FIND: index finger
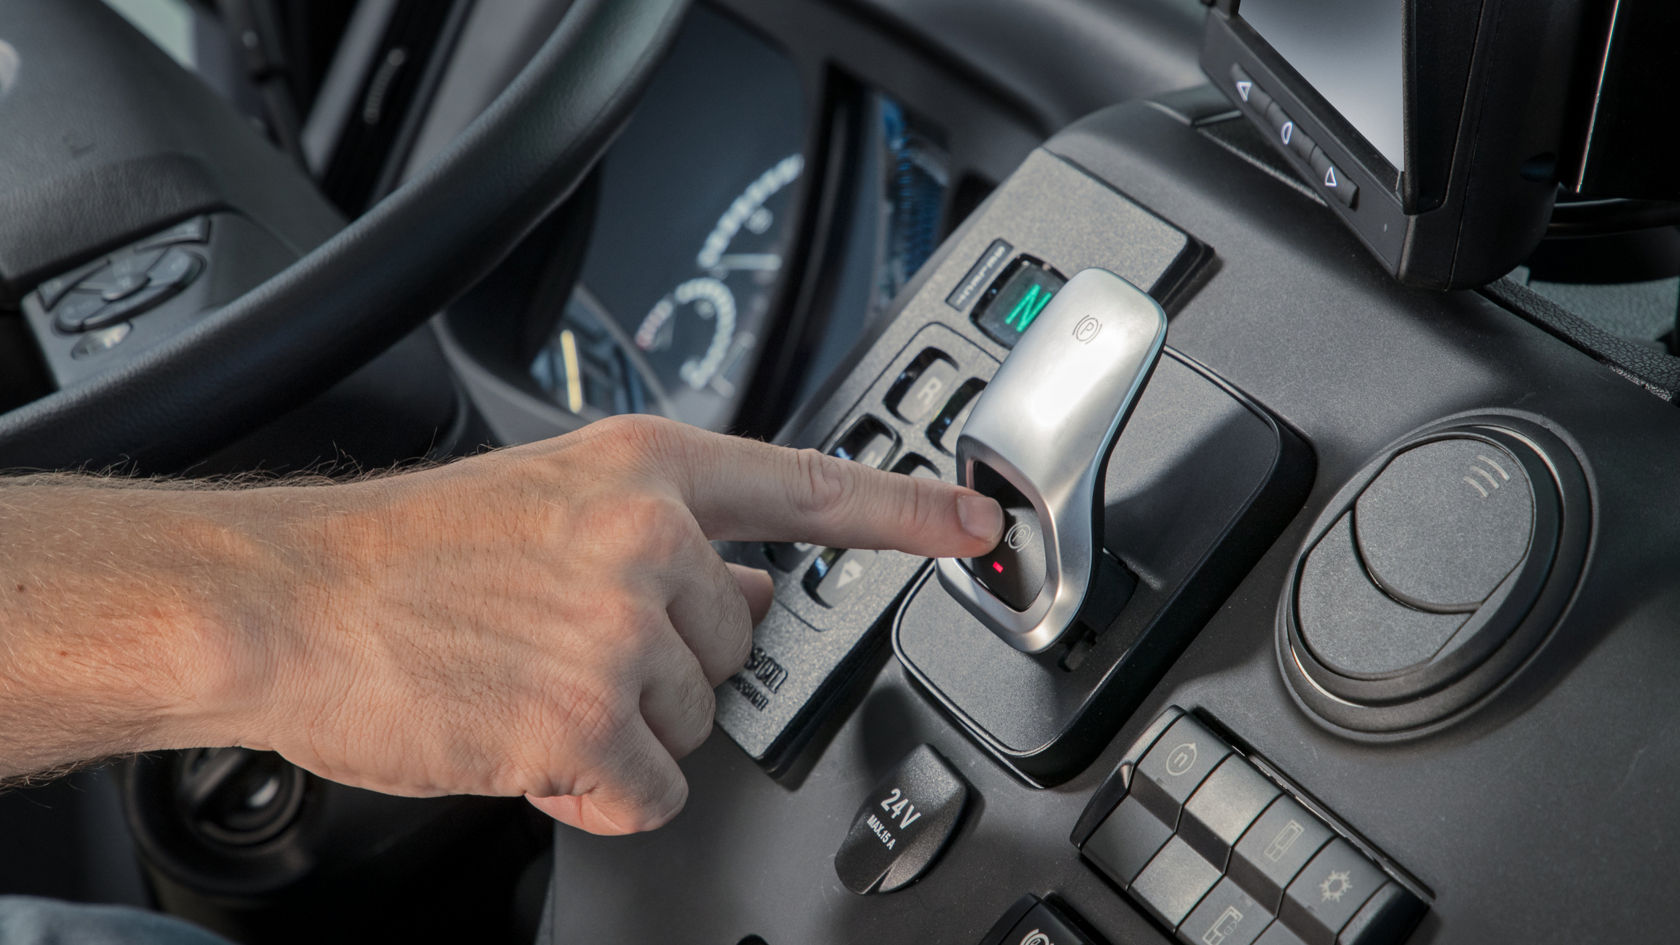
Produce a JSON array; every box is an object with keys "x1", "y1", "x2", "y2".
[{"x1": 668, "y1": 429, "x2": 1003, "y2": 558}]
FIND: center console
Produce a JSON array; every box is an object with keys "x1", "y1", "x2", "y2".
[{"x1": 541, "y1": 88, "x2": 1680, "y2": 945}]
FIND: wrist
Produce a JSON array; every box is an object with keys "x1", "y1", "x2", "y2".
[{"x1": 0, "y1": 480, "x2": 299, "y2": 773}]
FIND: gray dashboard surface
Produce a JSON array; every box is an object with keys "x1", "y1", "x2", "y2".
[
  {"x1": 544, "y1": 97, "x2": 1680, "y2": 945},
  {"x1": 840, "y1": 0, "x2": 1210, "y2": 130}
]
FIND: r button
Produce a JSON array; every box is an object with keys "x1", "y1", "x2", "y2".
[{"x1": 889, "y1": 354, "x2": 960, "y2": 425}]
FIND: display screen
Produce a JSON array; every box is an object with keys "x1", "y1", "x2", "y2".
[{"x1": 1238, "y1": 0, "x2": 1405, "y2": 170}]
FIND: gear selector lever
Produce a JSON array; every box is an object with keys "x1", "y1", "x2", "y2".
[{"x1": 937, "y1": 268, "x2": 1167, "y2": 653}]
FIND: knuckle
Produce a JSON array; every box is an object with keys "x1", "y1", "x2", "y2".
[
  {"x1": 715, "y1": 596, "x2": 754, "y2": 671},
  {"x1": 565, "y1": 677, "x2": 638, "y2": 756},
  {"x1": 671, "y1": 685, "x2": 716, "y2": 758},
  {"x1": 611, "y1": 494, "x2": 696, "y2": 563},
  {"x1": 596, "y1": 414, "x2": 691, "y2": 469},
  {"x1": 790, "y1": 448, "x2": 851, "y2": 518}
]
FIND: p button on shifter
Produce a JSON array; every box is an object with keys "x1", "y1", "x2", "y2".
[{"x1": 967, "y1": 464, "x2": 1047, "y2": 610}]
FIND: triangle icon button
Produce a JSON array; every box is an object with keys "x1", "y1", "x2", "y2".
[
  {"x1": 1324, "y1": 166, "x2": 1339, "y2": 188},
  {"x1": 1236, "y1": 80, "x2": 1253, "y2": 102}
]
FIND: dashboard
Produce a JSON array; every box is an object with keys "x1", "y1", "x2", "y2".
[{"x1": 29, "y1": 2, "x2": 1680, "y2": 945}]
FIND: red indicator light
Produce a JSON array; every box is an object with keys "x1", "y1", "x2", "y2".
[{"x1": 992, "y1": 561, "x2": 1004, "y2": 573}]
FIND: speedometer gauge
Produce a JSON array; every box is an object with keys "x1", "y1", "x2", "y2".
[{"x1": 634, "y1": 153, "x2": 804, "y2": 426}]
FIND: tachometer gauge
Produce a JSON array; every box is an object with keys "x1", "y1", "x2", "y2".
[
  {"x1": 633, "y1": 153, "x2": 804, "y2": 428},
  {"x1": 636, "y1": 276, "x2": 740, "y2": 392}
]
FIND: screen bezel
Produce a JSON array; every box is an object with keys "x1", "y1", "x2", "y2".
[{"x1": 1225, "y1": 0, "x2": 1402, "y2": 191}]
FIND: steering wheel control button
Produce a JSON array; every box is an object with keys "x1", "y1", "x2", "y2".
[
  {"x1": 1083, "y1": 795, "x2": 1174, "y2": 887},
  {"x1": 52, "y1": 291, "x2": 109, "y2": 332},
  {"x1": 972, "y1": 256, "x2": 1068, "y2": 349},
  {"x1": 946, "y1": 238, "x2": 1014, "y2": 313},
  {"x1": 135, "y1": 215, "x2": 211, "y2": 251},
  {"x1": 805, "y1": 548, "x2": 878, "y2": 608},
  {"x1": 37, "y1": 263, "x2": 101, "y2": 310},
  {"x1": 834, "y1": 745, "x2": 968, "y2": 895},
  {"x1": 888, "y1": 351, "x2": 960, "y2": 424},
  {"x1": 1133, "y1": 715, "x2": 1231, "y2": 825},
  {"x1": 1131, "y1": 836, "x2": 1223, "y2": 929},
  {"x1": 1229, "y1": 796, "x2": 1335, "y2": 910},
  {"x1": 152, "y1": 248, "x2": 206, "y2": 288},
  {"x1": 70, "y1": 323, "x2": 133, "y2": 360},
  {"x1": 82, "y1": 248, "x2": 166, "y2": 294},
  {"x1": 832, "y1": 416, "x2": 898, "y2": 469},
  {"x1": 927, "y1": 378, "x2": 987, "y2": 453},
  {"x1": 1279, "y1": 840, "x2": 1386, "y2": 945},
  {"x1": 80, "y1": 282, "x2": 176, "y2": 332},
  {"x1": 1180, "y1": 756, "x2": 1282, "y2": 868},
  {"x1": 1183, "y1": 878, "x2": 1270, "y2": 945},
  {"x1": 1354, "y1": 439, "x2": 1534, "y2": 611},
  {"x1": 965, "y1": 464, "x2": 1047, "y2": 611},
  {"x1": 98, "y1": 273, "x2": 150, "y2": 302}
]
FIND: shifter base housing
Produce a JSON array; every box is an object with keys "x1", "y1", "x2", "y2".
[{"x1": 895, "y1": 349, "x2": 1310, "y2": 786}]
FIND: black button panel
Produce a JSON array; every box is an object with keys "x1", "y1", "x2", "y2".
[
  {"x1": 715, "y1": 324, "x2": 999, "y2": 773},
  {"x1": 1074, "y1": 707, "x2": 1426, "y2": 945}
]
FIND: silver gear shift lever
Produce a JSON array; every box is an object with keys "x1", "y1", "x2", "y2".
[{"x1": 936, "y1": 268, "x2": 1167, "y2": 653}]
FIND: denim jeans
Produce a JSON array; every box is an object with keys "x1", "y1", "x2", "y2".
[{"x1": 0, "y1": 898, "x2": 230, "y2": 945}]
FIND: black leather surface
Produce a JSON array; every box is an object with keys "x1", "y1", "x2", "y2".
[
  {"x1": 0, "y1": 1, "x2": 343, "y2": 290},
  {"x1": 0, "y1": 0, "x2": 690, "y2": 471}
]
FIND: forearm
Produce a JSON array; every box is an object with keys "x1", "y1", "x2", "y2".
[{"x1": 0, "y1": 477, "x2": 293, "y2": 778}]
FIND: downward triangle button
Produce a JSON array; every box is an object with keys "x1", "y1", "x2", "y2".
[{"x1": 1236, "y1": 80, "x2": 1253, "y2": 102}]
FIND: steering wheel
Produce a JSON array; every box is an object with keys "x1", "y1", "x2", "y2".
[{"x1": 0, "y1": 0, "x2": 689, "y2": 471}]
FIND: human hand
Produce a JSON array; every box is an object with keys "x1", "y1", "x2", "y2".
[{"x1": 242, "y1": 416, "x2": 1003, "y2": 835}]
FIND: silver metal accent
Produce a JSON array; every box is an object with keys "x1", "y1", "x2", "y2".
[{"x1": 936, "y1": 268, "x2": 1167, "y2": 653}]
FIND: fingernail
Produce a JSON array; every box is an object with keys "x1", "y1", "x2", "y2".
[{"x1": 957, "y1": 493, "x2": 1003, "y2": 543}]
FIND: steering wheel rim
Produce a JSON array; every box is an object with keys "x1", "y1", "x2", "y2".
[{"x1": 0, "y1": 0, "x2": 690, "y2": 471}]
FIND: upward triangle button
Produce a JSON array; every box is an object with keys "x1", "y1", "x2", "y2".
[{"x1": 1324, "y1": 166, "x2": 1339, "y2": 188}]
